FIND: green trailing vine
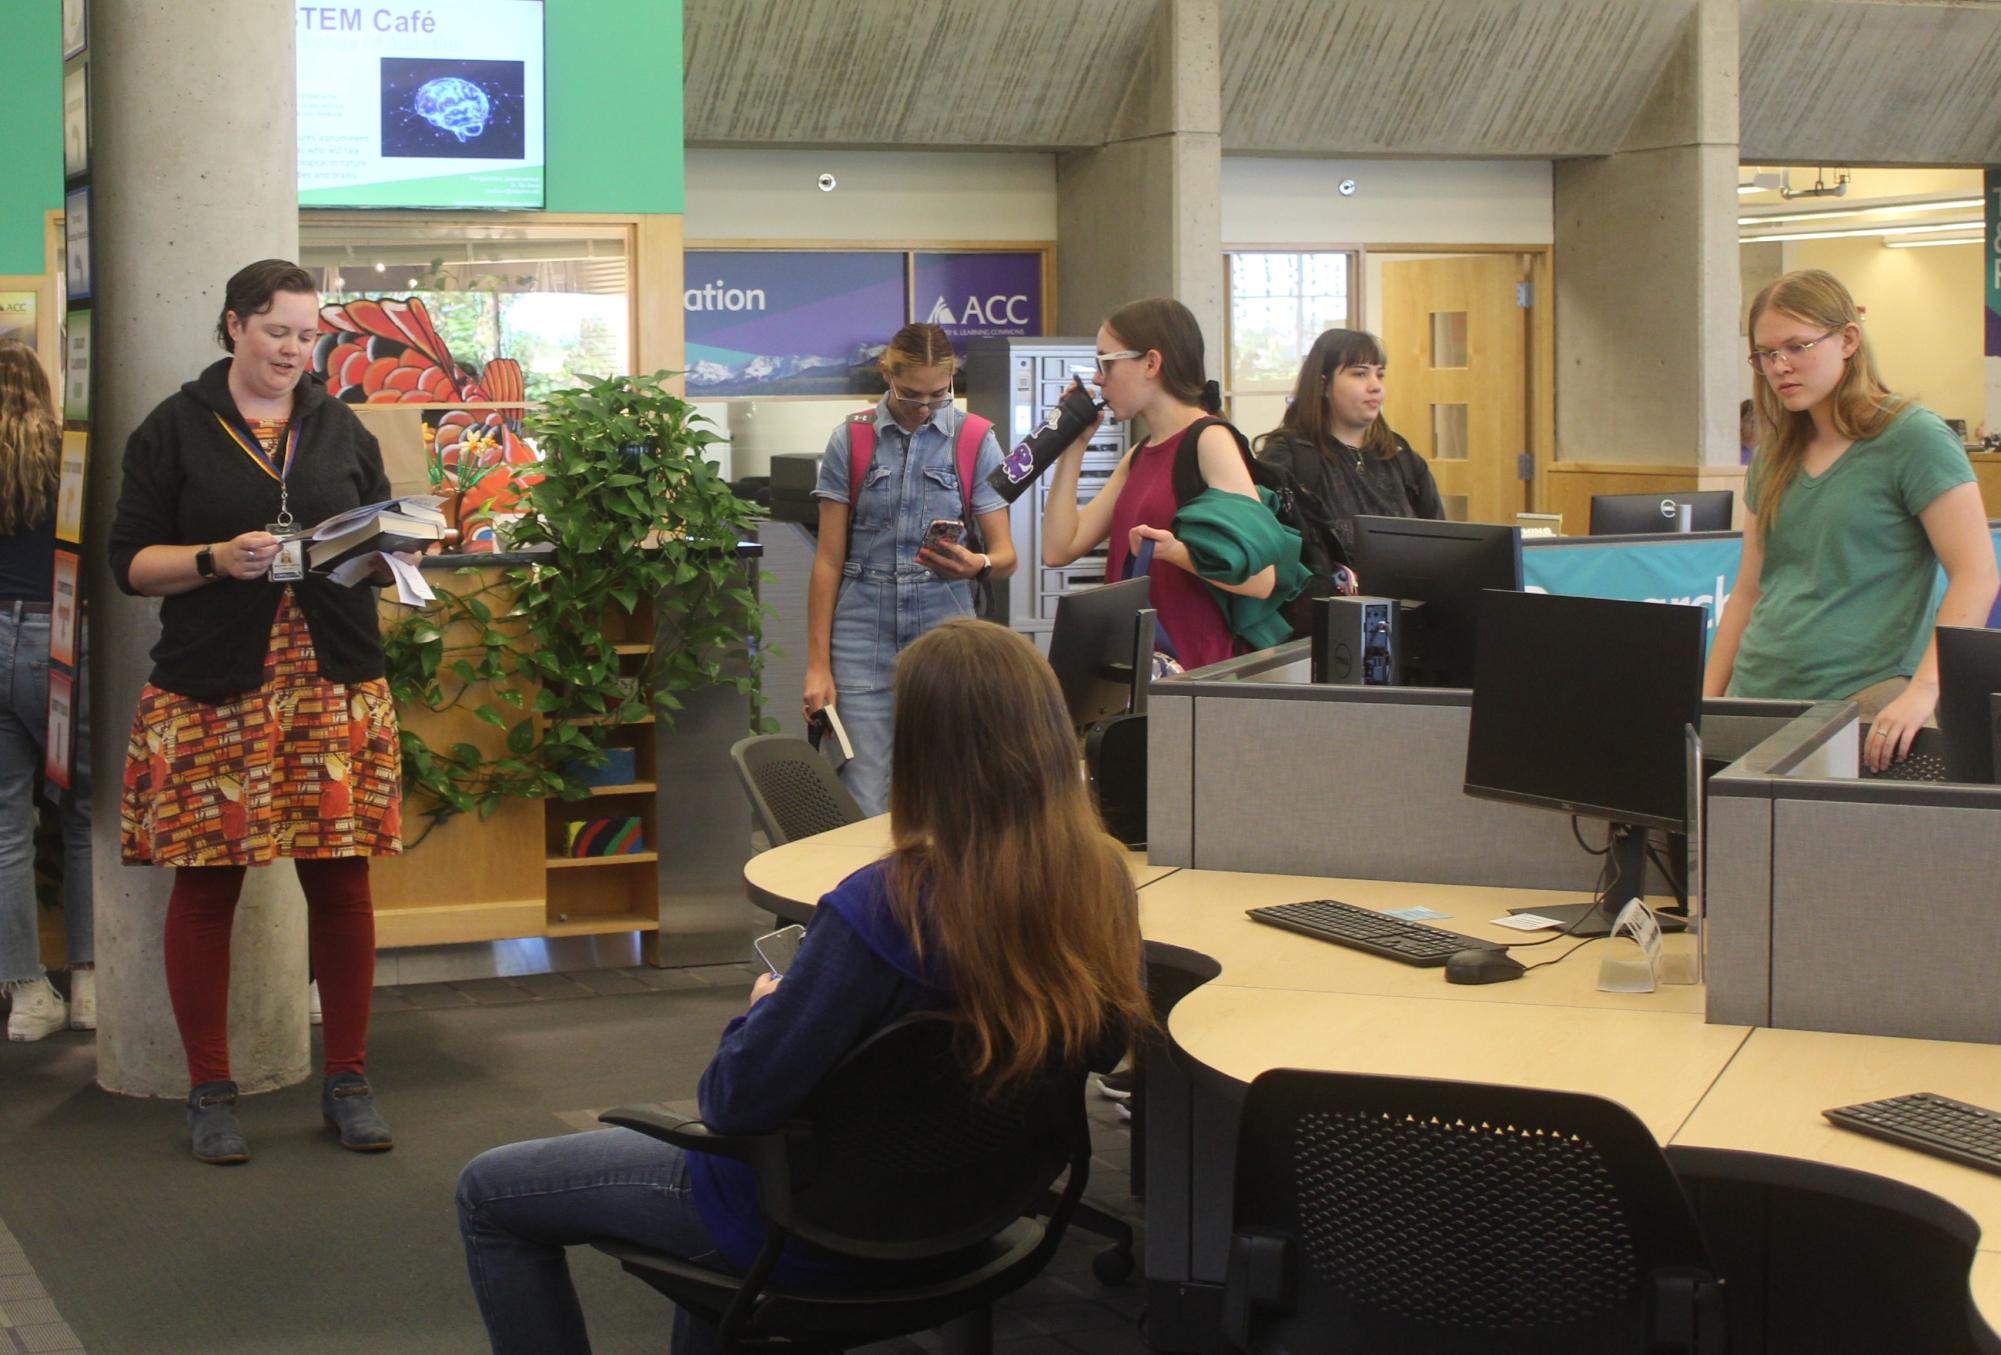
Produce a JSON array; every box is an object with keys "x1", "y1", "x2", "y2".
[{"x1": 381, "y1": 371, "x2": 769, "y2": 845}]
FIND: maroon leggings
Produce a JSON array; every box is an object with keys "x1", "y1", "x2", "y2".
[{"x1": 164, "y1": 857, "x2": 376, "y2": 1086}]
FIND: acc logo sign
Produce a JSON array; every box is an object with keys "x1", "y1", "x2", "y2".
[{"x1": 926, "y1": 295, "x2": 1032, "y2": 327}]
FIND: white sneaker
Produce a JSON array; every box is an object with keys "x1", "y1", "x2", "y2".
[
  {"x1": 67, "y1": 969, "x2": 96, "y2": 1031},
  {"x1": 309, "y1": 980, "x2": 322, "y2": 1026},
  {"x1": 6, "y1": 976, "x2": 68, "y2": 1042}
]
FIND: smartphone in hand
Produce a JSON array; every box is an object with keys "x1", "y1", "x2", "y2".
[
  {"x1": 753, "y1": 923, "x2": 806, "y2": 975},
  {"x1": 920, "y1": 518, "x2": 964, "y2": 555}
]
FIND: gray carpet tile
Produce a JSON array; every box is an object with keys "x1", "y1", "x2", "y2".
[{"x1": 0, "y1": 966, "x2": 1145, "y2": 1355}]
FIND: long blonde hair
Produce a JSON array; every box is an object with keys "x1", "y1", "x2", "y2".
[
  {"x1": 1746, "y1": 270, "x2": 1906, "y2": 526},
  {"x1": 0, "y1": 341, "x2": 59, "y2": 536},
  {"x1": 885, "y1": 619, "x2": 1152, "y2": 1097}
]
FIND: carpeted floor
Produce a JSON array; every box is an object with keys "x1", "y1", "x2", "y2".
[{"x1": 0, "y1": 964, "x2": 1146, "y2": 1355}]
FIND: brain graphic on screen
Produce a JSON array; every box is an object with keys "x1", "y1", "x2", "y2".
[{"x1": 412, "y1": 77, "x2": 491, "y2": 143}]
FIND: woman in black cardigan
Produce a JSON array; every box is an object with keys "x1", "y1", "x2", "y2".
[
  {"x1": 1255, "y1": 327, "x2": 1445, "y2": 563},
  {"x1": 109, "y1": 259, "x2": 416, "y2": 1164}
]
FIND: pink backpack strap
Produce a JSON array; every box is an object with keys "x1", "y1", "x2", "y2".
[
  {"x1": 954, "y1": 413, "x2": 992, "y2": 521},
  {"x1": 844, "y1": 411, "x2": 877, "y2": 507}
]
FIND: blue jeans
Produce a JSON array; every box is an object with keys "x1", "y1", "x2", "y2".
[
  {"x1": 0, "y1": 610, "x2": 91, "y2": 985},
  {"x1": 829, "y1": 568, "x2": 974, "y2": 816},
  {"x1": 457, "y1": 1128, "x2": 734, "y2": 1355}
]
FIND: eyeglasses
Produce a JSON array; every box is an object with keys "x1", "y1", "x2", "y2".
[
  {"x1": 888, "y1": 389, "x2": 954, "y2": 410},
  {"x1": 1095, "y1": 350, "x2": 1143, "y2": 377},
  {"x1": 1748, "y1": 329, "x2": 1842, "y2": 372}
]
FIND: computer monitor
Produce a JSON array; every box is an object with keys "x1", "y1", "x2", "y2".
[
  {"x1": 1464, "y1": 589, "x2": 1707, "y2": 935},
  {"x1": 1347, "y1": 517, "x2": 1523, "y2": 688},
  {"x1": 1588, "y1": 490, "x2": 1734, "y2": 536},
  {"x1": 1046, "y1": 577, "x2": 1156, "y2": 735},
  {"x1": 1936, "y1": 625, "x2": 2001, "y2": 784}
]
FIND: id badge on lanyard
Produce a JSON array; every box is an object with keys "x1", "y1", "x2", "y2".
[{"x1": 218, "y1": 413, "x2": 306, "y2": 581}]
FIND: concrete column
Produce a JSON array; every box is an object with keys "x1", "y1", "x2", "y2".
[
  {"x1": 1056, "y1": 0, "x2": 1223, "y2": 354},
  {"x1": 1553, "y1": 0, "x2": 1741, "y2": 466},
  {"x1": 90, "y1": 0, "x2": 310, "y2": 1097}
]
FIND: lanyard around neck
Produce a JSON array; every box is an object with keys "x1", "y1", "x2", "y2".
[{"x1": 214, "y1": 412, "x2": 299, "y2": 485}]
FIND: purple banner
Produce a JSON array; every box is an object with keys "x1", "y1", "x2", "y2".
[
  {"x1": 685, "y1": 250, "x2": 906, "y2": 396},
  {"x1": 911, "y1": 252, "x2": 1044, "y2": 356}
]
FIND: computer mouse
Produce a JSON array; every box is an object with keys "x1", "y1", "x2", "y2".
[{"x1": 1444, "y1": 948, "x2": 1527, "y2": 985}]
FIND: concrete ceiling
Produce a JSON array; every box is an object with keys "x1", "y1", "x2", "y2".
[
  {"x1": 1740, "y1": 0, "x2": 2001, "y2": 165},
  {"x1": 686, "y1": 0, "x2": 2001, "y2": 165},
  {"x1": 1218, "y1": 0, "x2": 1697, "y2": 157},
  {"x1": 682, "y1": 0, "x2": 1159, "y2": 150}
]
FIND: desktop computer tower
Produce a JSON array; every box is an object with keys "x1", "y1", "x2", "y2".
[
  {"x1": 965, "y1": 338, "x2": 1130, "y2": 650},
  {"x1": 1311, "y1": 595, "x2": 1402, "y2": 686}
]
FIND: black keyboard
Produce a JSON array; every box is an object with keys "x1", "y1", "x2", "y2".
[
  {"x1": 1246, "y1": 899, "x2": 1501, "y2": 967},
  {"x1": 1823, "y1": 1092, "x2": 2001, "y2": 1177}
]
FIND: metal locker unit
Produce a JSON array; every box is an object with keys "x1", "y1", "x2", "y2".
[{"x1": 965, "y1": 337, "x2": 1130, "y2": 646}]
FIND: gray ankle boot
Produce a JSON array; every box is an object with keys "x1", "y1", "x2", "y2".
[
  {"x1": 187, "y1": 1080, "x2": 250, "y2": 1165},
  {"x1": 322, "y1": 1072, "x2": 394, "y2": 1152}
]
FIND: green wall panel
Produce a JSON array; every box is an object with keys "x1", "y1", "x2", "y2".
[
  {"x1": 545, "y1": 0, "x2": 683, "y2": 215},
  {"x1": 1, "y1": 4, "x2": 63, "y2": 275}
]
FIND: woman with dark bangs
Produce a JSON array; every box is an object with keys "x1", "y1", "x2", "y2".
[{"x1": 1255, "y1": 327, "x2": 1444, "y2": 560}]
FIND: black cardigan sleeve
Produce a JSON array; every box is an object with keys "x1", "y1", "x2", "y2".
[{"x1": 108, "y1": 409, "x2": 184, "y2": 596}]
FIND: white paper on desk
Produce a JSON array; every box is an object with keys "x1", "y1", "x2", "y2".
[
  {"x1": 1597, "y1": 899, "x2": 1662, "y2": 993},
  {"x1": 1492, "y1": 912, "x2": 1566, "y2": 931},
  {"x1": 327, "y1": 552, "x2": 435, "y2": 605}
]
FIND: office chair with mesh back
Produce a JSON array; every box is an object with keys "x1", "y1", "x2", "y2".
[
  {"x1": 593, "y1": 1015, "x2": 1094, "y2": 1354},
  {"x1": 731, "y1": 734, "x2": 864, "y2": 846},
  {"x1": 1859, "y1": 725, "x2": 1951, "y2": 783},
  {"x1": 1222, "y1": 1069, "x2": 1727, "y2": 1354}
]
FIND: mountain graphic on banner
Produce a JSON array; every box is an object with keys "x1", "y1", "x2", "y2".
[
  {"x1": 926, "y1": 296, "x2": 956, "y2": 325},
  {"x1": 686, "y1": 342, "x2": 890, "y2": 395}
]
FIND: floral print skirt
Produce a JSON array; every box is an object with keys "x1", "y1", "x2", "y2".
[{"x1": 120, "y1": 592, "x2": 403, "y2": 866}]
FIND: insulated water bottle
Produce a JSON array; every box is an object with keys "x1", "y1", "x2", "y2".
[{"x1": 987, "y1": 380, "x2": 1105, "y2": 504}]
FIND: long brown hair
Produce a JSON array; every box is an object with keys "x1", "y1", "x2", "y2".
[
  {"x1": 885, "y1": 619, "x2": 1151, "y2": 1096},
  {"x1": 0, "y1": 340, "x2": 59, "y2": 536},
  {"x1": 1746, "y1": 270, "x2": 1906, "y2": 526},
  {"x1": 1258, "y1": 327, "x2": 1399, "y2": 463},
  {"x1": 1104, "y1": 298, "x2": 1223, "y2": 414}
]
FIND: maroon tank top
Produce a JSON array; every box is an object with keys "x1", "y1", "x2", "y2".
[{"x1": 1105, "y1": 427, "x2": 1235, "y2": 669}]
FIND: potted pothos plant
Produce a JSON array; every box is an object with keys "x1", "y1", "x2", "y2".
[{"x1": 382, "y1": 371, "x2": 768, "y2": 842}]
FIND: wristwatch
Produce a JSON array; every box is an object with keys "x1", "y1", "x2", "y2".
[
  {"x1": 976, "y1": 553, "x2": 993, "y2": 582},
  {"x1": 194, "y1": 545, "x2": 219, "y2": 580}
]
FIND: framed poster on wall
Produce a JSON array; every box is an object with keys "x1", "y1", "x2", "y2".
[
  {"x1": 63, "y1": 187, "x2": 91, "y2": 303},
  {"x1": 684, "y1": 250, "x2": 906, "y2": 396},
  {"x1": 0, "y1": 292, "x2": 33, "y2": 349},
  {"x1": 55, "y1": 432, "x2": 87, "y2": 541},
  {"x1": 50, "y1": 551, "x2": 79, "y2": 668},
  {"x1": 911, "y1": 252, "x2": 1044, "y2": 358},
  {"x1": 62, "y1": 0, "x2": 86, "y2": 60},
  {"x1": 63, "y1": 65, "x2": 89, "y2": 179},
  {"x1": 62, "y1": 311, "x2": 90, "y2": 421},
  {"x1": 44, "y1": 669, "x2": 74, "y2": 789}
]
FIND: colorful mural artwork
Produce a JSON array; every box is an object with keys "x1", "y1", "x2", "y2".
[{"x1": 313, "y1": 295, "x2": 541, "y2": 527}]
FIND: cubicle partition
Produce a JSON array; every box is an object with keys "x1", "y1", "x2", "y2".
[
  {"x1": 1147, "y1": 642, "x2": 1808, "y2": 894},
  {"x1": 1707, "y1": 702, "x2": 2001, "y2": 1044}
]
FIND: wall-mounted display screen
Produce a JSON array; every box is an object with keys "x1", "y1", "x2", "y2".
[{"x1": 298, "y1": 0, "x2": 545, "y2": 210}]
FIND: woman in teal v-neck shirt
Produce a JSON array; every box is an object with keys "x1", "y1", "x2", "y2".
[{"x1": 1704, "y1": 269, "x2": 1998, "y2": 772}]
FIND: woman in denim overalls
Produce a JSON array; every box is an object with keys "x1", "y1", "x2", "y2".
[{"x1": 804, "y1": 324, "x2": 1016, "y2": 815}]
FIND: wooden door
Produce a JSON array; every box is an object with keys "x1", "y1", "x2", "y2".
[{"x1": 1380, "y1": 254, "x2": 1529, "y2": 524}]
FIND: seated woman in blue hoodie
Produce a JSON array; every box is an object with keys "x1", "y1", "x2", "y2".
[{"x1": 456, "y1": 618, "x2": 1153, "y2": 1355}]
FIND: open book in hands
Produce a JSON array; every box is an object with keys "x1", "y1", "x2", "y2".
[{"x1": 281, "y1": 495, "x2": 446, "y2": 602}]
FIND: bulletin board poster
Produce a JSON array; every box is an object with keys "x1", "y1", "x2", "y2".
[
  {"x1": 55, "y1": 432, "x2": 87, "y2": 542},
  {"x1": 44, "y1": 669, "x2": 74, "y2": 789},
  {"x1": 0, "y1": 293, "x2": 33, "y2": 349},
  {"x1": 62, "y1": 310, "x2": 90, "y2": 421},
  {"x1": 63, "y1": 186, "x2": 90, "y2": 303},
  {"x1": 684, "y1": 251, "x2": 907, "y2": 396},
  {"x1": 50, "y1": 552, "x2": 79, "y2": 668},
  {"x1": 63, "y1": 65, "x2": 88, "y2": 179},
  {"x1": 62, "y1": 0, "x2": 86, "y2": 59},
  {"x1": 297, "y1": 0, "x2": 546, "y2": 209},
  {"x1": 911, "y1": 252, "x2": 1044, "y2": 358}
]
